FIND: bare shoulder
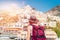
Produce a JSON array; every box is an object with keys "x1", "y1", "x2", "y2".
[
  {"x1": 27, "y1": 25, "x2": 31, "y2": 28},
  {"x1": 28, "y1": 25, "x2": 32, "y2": 30}
]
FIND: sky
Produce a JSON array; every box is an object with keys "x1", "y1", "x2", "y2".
[{"x1": 0, "y1": 0, "x2": 60, "y2": 12}]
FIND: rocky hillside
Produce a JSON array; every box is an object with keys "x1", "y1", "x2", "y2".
[{"x1": 46, "y1": 5, "x2": 60, "y2": 17}]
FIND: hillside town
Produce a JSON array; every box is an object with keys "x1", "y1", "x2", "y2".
[{"x1": 0, "y1": 5, "x2": 60, "y2": 40}]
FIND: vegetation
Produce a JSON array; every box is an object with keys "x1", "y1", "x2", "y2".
[
  {"x1": 47, "y1": 16, "x2": 60, "y2": 37},
  {"x1": 55, "y1": 22, "x2": 60, "y2": 37},
  {"x1": 53, "y1": 27, "x2": 60, "y2": 38}
]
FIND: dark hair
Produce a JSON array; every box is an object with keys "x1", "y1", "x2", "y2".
[{"x1": 30, "y1": 18, "x2": 36, "y2": 21}]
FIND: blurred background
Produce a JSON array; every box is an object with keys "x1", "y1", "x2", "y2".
[{"x1": 0, "y1": 0, "x2": 60, "y2": 40}]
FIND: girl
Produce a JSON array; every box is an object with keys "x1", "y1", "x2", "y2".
[{"x1": 29, "y1": 16, "x2": 46, "y2": 40}]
